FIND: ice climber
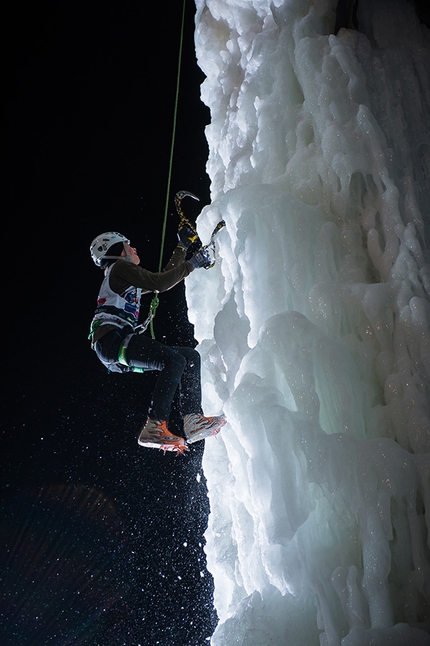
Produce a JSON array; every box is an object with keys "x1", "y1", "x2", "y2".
[{"x1": 89, "y1": 228, "x2": 226, "y2": 454}]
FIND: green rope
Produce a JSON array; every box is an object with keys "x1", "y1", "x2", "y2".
[
  {"x1": 157, "y1": 0, "x2": 187, "y2": 272},
  {"x1": 150, "y1": 0, "x2": 187, "y2": 338}
]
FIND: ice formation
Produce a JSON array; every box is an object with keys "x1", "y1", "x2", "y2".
[{"x1": 186, "y1": 0, "x2": 430, "y2": 644}]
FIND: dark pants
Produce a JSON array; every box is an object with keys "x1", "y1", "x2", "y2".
[{"x1": 95, "y1": 329, "x2": 202, "y2": 421}]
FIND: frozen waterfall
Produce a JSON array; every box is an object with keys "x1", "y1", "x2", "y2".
[{"x1": 186, "y1": 0, "x2": 430, "y2": 644}]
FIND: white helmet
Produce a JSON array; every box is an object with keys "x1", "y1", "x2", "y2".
[{"x1": 90, "y1": 231, "x2": 130, "y2": 267}]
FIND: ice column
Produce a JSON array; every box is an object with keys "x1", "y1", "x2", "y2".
[{"x1": 188, "y1": 1, "x2": 430, "y2": 644}]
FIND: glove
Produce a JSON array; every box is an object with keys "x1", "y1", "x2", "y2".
[
  {"x1": 188, "y1": 248, "x2": 212, "y2": 269},
  {"x1": 177, "y1": 224, "x2": 200, "y2": 251}
]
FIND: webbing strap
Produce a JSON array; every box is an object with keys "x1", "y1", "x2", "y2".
[
  {"x1": 118, "y1": 333, "x2": 133, "y2": 366},
  {"x1": 118, "y1": 334, "x2": 144, "y2": 373}
]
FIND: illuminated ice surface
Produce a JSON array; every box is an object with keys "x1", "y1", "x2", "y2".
[{"x1": 187, "y1": 0, "x2": 430, "y2": 644}]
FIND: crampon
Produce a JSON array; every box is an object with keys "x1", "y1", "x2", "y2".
[{"x1": 138, "y1": 419, "x2": 189, "y2": 455}]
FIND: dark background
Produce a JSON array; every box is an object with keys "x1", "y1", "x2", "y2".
[
  {"x1": 6, "y1": 2, "x2": 430, "y2": 645},
  {"x1": 3, "y1": 1, "x2": 217, "y2": 644}
]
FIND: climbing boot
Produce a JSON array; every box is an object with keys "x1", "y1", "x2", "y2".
[
  {"x1": 138, "y1": 419, "x2": 188, "y2": 454},
  {"x1": 183, "y1": 413, "x2": 227, "y2": 444}
]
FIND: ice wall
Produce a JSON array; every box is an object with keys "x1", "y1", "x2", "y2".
[{"x1": 187, "y1": 0, "x2": 430, "y2": 644}]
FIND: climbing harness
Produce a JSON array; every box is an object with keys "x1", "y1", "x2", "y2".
[
  {"x1": 117, "y1": 333, "x2": 144, "y2": 373},
  {"x1": 117, "y1": 333, "x2": 133, "y2": 367},
  {"x1": 115, "y1": 293, "x2": 161, "y2": 365}
]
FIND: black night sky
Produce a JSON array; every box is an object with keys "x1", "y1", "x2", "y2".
[
  {"x1": 4, "y1": 1, "x2": 216, "y2": 644},
  {"x1": 5, "y1": 1, "x2": 430, "y2": 645}
]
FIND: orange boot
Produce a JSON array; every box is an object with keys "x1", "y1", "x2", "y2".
[
  {"x1": 138, "y1": 419, "x2": 188, "y2": 454},
  {"x1": 183, "y1": 413, "x2": 227, "y2": 444}
]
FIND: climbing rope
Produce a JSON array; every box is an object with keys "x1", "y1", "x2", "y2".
[
  {"x1": 148, "y1": 0, "x2": 187, "y2": 338},
  {"x1": 158, "y1": 0, "x2": 187, "y2": 272},
  {"x1": 146, "y1": 0, "x2": 225, "y2": 337}
]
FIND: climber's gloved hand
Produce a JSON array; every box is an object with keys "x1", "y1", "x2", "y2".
[
  {"x1": 177, "y1": 224, "x2": 200, "y2": 251},
  {"x1": 188, "y1": 248, "x2": 212, "y2": 269}
]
